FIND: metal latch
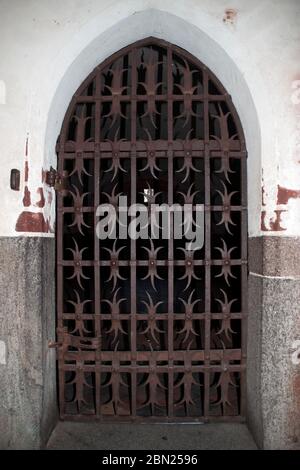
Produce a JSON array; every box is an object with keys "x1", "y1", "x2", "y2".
[
  {"x1": 45, "y1": 166, "x2": 68, "y2": 192},
  {"x1": 48, "y1": 340, "x2": 63, "y2": 349}
]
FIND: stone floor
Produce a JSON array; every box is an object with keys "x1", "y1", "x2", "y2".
[{"x1": 47, "y1": 422, "x2": 258, "y2": 450}]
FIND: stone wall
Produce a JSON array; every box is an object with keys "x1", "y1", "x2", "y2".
[
  {"x1": 248, "y1": 237, "x2": 300, "y2": 449},
  {"x1": 0, "y1": 238, "x2": 57, "y2": 449}
]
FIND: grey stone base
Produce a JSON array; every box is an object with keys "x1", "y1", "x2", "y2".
[
  {"x1": 248, "y1": 237, "x2": 300, "y2": 449},
  {"x1": 0, "y1": 235, "x2": 299, "y2": 449},
  {"x1": 0, "y1": 237, "x2": 57, "y2": 449}
]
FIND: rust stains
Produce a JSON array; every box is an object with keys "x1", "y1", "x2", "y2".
[
  {"x1": 42, "y1": 168, "x2": 47, "y2": 183},
  {"x1": 15, "y1": 211, "x2": 50, "y2": 233},
  {"x1": 47, "y1": 190, "x2": 53, "y2": 205},
  {"x1": 261, "y1": 185, "x2": 266, "y2": 206},
  {"x1": 25, "y1": 134, "x2": 29, "y2": 157},
  {"x1": 24, "y1": 160, "x2": 29, "y2": 182},
  {"x1": 16, "y1": 137, "x2": 55, "y2": 232},
  {"x1": 22, "y1": 186, "x2": 31, "y2": 207},
  {"x1": 261, "y1": 209, "x2": 287, "y2": 232},
  {"x1": 261, "y1": 173, "x2": 267, "y2": 207},
  {"x1": 24, "y1": 135, "x2": 29, "y2": 181},
  {"x1": 277, "y1": 185, "x2": 300, "y2": 205},
  {"x1": 223, "y1": 8, "x2": 237, "y2": 25},
  {"x1": 261, "y1": 181, "x2": 300, "y2": 231},
  {"x1": 261, "y1": 169, "x2": 267, "y2": 207},
  {"x1": 35, "y1": 187, "x2": 45, "y2": 208},
  {"x1": 22, "y1": 134, "x2": 31, "y2": 207}
]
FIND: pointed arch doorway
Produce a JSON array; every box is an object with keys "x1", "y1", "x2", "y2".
[{"x1": 56, "y1": 37, "x2": 247, "y2": 422}]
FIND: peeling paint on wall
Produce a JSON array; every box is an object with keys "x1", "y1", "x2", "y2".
[
  {"x1": 261, "y1": 77, "x2": 300, "y2": 233},
  {"x1": 261, "y1": 209, "x2": 287, "y2": 232},
  {"x1": 277, "y1": 185, "x2": 300, "y2": 205},
  {"x1": 15, "y1": 211, "x2": 50, "y2": 233},
  {"x1": 22, "y1": 135, "x2": 31, "y2": 207},
  {"x1": 15, "y1": 135, "x2": 55, "y2": 233},
  {"x1": 22, "y1": 187, "x2": 31, "y2": 207},
  {"x1": 35, "y1": 187, "x2": 45, "y2": 208},
  {"x1": 260, "y1": 172, "x2": 287, "y2": 231},
  {"x1": 261, "y1": 170, "x2": 266, "y2": 207},
  {"x1": 260, "y1": 183, "x2": 300, "y2": 232}
]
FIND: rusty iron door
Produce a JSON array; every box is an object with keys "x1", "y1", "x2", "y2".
[{"x1": 55, "y1": 38, "x2": 247, "y2": 422}]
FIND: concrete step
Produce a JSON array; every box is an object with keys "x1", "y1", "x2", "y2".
[{"x1": 47, "y1": 421, "x2": 258, "y2": 450}]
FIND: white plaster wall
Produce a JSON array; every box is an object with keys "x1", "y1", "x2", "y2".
[{"x1": 0, "y1": 0, "x2": 299, "y2": 237}]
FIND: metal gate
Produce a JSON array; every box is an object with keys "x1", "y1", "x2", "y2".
[{"x1": 55, "y1": 38, "x2": 247, "y2": 421}]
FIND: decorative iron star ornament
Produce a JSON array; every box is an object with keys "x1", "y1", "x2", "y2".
[
  {"x1": 102, "y1": 348, "x2": 129, "y2": 415},
  {"x1": 102, "y1": 288, "x2": 127, "y2": 344},
  {"x1": 68, "y1": 185, "x2": 90, "y2": 235},
  {"x1": 139, "y1": 129, "x2": 162, "y2": 179},
  {"x1": 216, "y1": 181, "x2": 238, "y2": 235},
  {"x1": 69, "y1": 153, "x2": 92, "y2": 186},
  {"x1": 138, "y1": 291, "x2": 165, "y2": 344},
  {"x1": 175, "y1": 130, "x2": 201, "y2": 183},
  {"x1": 102, "y1": 62, "x2": 129, "y2": 127},
  {"x1": 177, "y1": 248, "x2": 201, "y2": 291},
  {"x1": 67, "y1": 289, "x2": 92, "y2": 336},
  {"x1": 215, "y1": 289, "x2": 237, "y2": 341},
  {"x1": 212, "y1": 362, "x2": 237, "y2": 411},
  {"x1": 141, "y1": 239, "x2": 164, "y2": 291},
  {"x1": 65, "y1": 365, "x2": 94, "y2": 412},
  {"x1": 173, "y1": 58, "x2": 199, "y2": 127},
  {"x1": 101, "y1": 182, "x2": 124, "y2": 229},
  {"x1": 66, "y1": 237, "x2": 90, "y2": 290},
  {"x1": 211, "y1": 103, "x2": 239, "y2": 183},
  {"x1": 177, "y1": 182, "x2": 199, "y2": 205},
  {"x1": 174, "y1": 345, "x2": 202, "y2": 409},
  {"x1": 102, "y1": 239, "x2": 127, "y2": 291},
  {"x1": 138, "y1": 51, "x2": 163, "y2": 128},
  {"x1": 138, "y1": 346, "x2": 167, "y2": 413},
  {"x1": 214, "y1": 238, "x2": 237, "y2": 286},
  {"x1": 177, "y1": 290, "x2": 200, "y2": 344},
  {"x1": 215, "y1": 150, "x2": 235, "y2": 184},
  {"x1": 104, "y1": 128, "x2": 127, "y2": 182},
  {"x1": 67, "y1": 104, "x2": 94, "y2": 144}
]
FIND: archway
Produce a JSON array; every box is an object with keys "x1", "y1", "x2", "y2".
[{"x1": 56, "y1": 38, "x2": 247, "y2": 421}]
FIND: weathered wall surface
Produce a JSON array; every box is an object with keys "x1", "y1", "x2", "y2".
[
  {"x1": 0, "y1": 0, "x2": 299, "y2": 450},
  {"x1": 0, "y1": 0, "x2": 299, "y2": 237},
  {"x1": 0, "y1": 238, "x2": 57, "y2": 449}
]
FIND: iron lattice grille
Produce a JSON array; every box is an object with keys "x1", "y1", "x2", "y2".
[{"x1": 56, "y1": 38, "x2": 247, "y2": 421}]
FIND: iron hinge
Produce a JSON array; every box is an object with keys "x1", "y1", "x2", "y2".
[{"x1": 45, "y1": 166, "x2": 68, "y2": 192}]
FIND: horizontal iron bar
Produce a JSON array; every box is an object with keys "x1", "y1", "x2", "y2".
[
  {"x1": 60, "y1": 349, "x2": 242, "y2": 362},
  {"x1": 75, "y1": 94, "x2": 228, "y2": 103},
  {"x1": 60, "y1": 414, "x2": 246, "y2": 423}
]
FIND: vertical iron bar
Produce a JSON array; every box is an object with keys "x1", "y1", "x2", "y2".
[
  {"x1": 57, "y1": 116, "x2": 69, "y2": 418},
  {"x1": 167, "y1": 45, "x2": 174, "y2": 418},
  {"x1": 240, "y1": 146, "x2": 248, "y2": 418},
  {"x1": 203, "y1": 69, "x2": 211, "y2": 419},
  {"x1": 94, "y1": 69, "x2": 101, "y2": 417},
  {"x1": 130, "y1": 47, "x2": 137, "y2": 418}
]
